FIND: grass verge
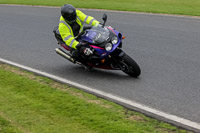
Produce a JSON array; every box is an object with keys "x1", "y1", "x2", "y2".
[
  {"x1": 0, "y1": 0, "x2": 200, "y2": 16},
  {"x1": 0, "y1": 63, "x2": 191, "y2": 133}
]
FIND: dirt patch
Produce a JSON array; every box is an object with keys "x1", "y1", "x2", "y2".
[
  {"x1": 155, "y1": 127, "x2": 179, "y2": 133},
  {"x1": 127, "y1": 115, "x2": 145, "y2": 122}
]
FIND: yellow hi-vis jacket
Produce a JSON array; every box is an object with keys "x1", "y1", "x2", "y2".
[{"x1": 59, "y1": 10, "x2": 100, "y2": 49}]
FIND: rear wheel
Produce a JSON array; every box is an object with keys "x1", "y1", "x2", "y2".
[{"x1": 119, "y1": 54, "x2": 141, "y2": 77}]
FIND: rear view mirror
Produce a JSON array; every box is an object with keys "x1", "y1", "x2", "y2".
[{"x1": 102, "y1": 13, "x2": 107, "y2": 27}]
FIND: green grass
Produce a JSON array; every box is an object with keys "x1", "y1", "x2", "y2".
[
  {"x1": 0, "y1": 116, "x2": 22, "y2": 133},
  {"x1": 0, "y1": 0, "x2": 200, "y2": 16},
  {"x1": 0, "y1": 63, "x2": 191, "y2": 133}
]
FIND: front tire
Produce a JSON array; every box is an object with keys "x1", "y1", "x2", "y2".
[{"x1": 119, "y1": 54, "x2": 141, "y2": 77}]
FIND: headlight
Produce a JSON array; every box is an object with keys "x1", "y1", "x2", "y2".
[
  {"x1": 111, "y1": 36, "x2": 118, "y2": 45},
  {"x1": 105, "y1": 43, "x2": 113, "y2": 51}
]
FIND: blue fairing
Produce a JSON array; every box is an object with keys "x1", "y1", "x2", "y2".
[
  {"x1": 81, "y1": 26, "x2": 110, "y2": 44},
  {"x1": 80, "y1": 26, "x2": 121, "y2": 58}
]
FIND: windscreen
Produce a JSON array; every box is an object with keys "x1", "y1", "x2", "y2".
[{"x1": 85, "y1": 26, "x2": 110, "y2": 44}]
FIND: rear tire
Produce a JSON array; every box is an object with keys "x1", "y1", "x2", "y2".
[{"x1": 119, "y1": 54, "x2": 141, "y2": 77}]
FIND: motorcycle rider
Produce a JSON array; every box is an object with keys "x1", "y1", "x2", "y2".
[{"x1": 58, "y1": 4, "x2": 100, "y2": 62}]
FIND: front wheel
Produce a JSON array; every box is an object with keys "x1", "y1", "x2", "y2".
[{"x1": 119, "y1": 54, "x2": 141, "y2": 77}]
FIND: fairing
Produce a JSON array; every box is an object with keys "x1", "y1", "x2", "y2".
[{"x1": 81, "y1": 26, "x2": 110, "y2": 44}]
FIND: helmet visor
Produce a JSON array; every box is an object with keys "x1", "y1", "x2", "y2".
[{"x1": 66, "y1": 14, "x2": 77, "y2": 23}]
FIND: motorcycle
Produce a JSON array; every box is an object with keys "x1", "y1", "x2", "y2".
[{"x1": 53, "y1": 13, "x2": 141, "y2": 77}]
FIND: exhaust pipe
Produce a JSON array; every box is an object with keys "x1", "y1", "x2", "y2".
[{"x1": 55, "y1": 48, "x2": 75, "y2": 63}]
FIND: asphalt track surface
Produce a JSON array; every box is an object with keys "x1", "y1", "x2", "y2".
[{"x1": 0, "y1": 5, "x2": 200, "y2": 131}]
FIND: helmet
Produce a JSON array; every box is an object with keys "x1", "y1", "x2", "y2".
[{"x1": 61, "y1": 4, "x2": 77, "y2": 24}]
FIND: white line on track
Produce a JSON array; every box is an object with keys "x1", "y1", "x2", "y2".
[{"x1": 0, "y1": 57, "x2": 200, "y2": 132}]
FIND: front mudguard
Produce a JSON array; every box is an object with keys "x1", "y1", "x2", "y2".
[
  {"x1": 111, "y1": 48, "x2": 125, "y2": 58},
  {"x1": 109, "y1": 48, "x2": 126, "y2": 70},
  {"x1": 118, "y1": 51, "x2": 125, "y2": 58}
]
